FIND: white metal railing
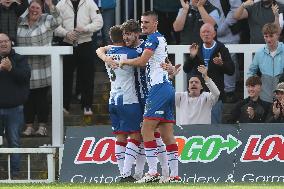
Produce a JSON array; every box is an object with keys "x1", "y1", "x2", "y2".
[
  {"x1": 168, "y1": 44, "x2": 264, "y2": 125},
  {"x1": 115, "y1": 0, "x2": 154, "y2": 24},
  {"x1": 14, "y1": 46, "x2": 73, "y2": 147},
  {"x1": 167, "y1": 44, "x2": 264, "y2": 97},
  {"x1": 4, "y1": 44, "x2": 263, "y2": 183},
  {"x1": 12, "y1": 45, "x2": 262, "y2": 148},
  {"x1": 0, "y1": 148, "x2": 56, "y2": 183}
]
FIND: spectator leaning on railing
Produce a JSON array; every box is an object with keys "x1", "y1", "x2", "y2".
[{"x1": 0, "y1": 33, "x2": 31, "y2": 179}]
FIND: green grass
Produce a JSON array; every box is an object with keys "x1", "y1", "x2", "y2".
[{"x1": 0, "y1": 183, "x2": 284, "y2": 189}]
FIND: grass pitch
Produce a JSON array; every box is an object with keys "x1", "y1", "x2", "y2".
[{"x1": 0, "y1": 183, "x2": 284, "y2": 189}]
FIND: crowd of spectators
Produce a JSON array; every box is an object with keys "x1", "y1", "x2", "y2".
[
  {"x1": 0, "y1": 0, "x2": 283, "y2": 131},
  {"x1": 2, "y1": 0, "x2": 284, "y2": 178}
]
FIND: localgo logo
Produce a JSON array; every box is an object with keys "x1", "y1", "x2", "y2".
[
  {"x1": 74, "y1": 137, "x2": 116, "y2": 164},
  {"x1": 241, "y1": 135, "x2": 284, "y2": 162}
]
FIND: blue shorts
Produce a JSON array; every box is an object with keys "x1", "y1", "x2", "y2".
[
  {"x1": 144, "y1": 82, "x2": 175, "y2": 123},
  {"x1": 109, "y1": 102, "x2": 142, "y2": 135}
]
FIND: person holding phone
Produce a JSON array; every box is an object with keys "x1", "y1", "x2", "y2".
[{"x1": 234, "y1": 0, "x2": 284, "y2": 44}]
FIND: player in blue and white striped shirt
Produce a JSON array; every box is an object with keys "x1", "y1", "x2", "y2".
[{"x1": 120, "y1": 11, "x2": 180, "y2": 183}]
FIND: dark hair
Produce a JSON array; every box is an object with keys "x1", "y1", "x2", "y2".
[
  {"x1": 29, "y1": 0, "x2": 44, "y2": 11},
  {"x1": 246, "y1": 76, "x2": 262, "y2": 86},
  {"x1": 121, "y1": 19, "x2": 141, "y2": 33},
  {"x1": 109, "y1": 25, "x2": 124, "y2": 43},
  {"x1": 188, "y1": 74, "x2": 205, "y2": 87},
  {"x1": 141, "y1": 11, "x2": 158, "y2": 21}
]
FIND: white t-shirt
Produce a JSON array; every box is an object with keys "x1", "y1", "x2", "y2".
[{"x1": 175, "y1": 78, "x2": 220, "y2": 125}]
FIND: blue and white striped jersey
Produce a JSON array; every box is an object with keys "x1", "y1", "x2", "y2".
[
  {"x1": 144, "y1": 32, "x2": 170, "y2": 88},
  {"x1": 106, "y1": 45, "x2": 139, "y2": 105}
]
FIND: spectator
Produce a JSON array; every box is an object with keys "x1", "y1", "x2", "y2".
[
  {"x1": 17, "y1": 0, "x2": 61, "y2": 136},
  {"x1": 0, "y1": 33, "x2": 31, "y2": 178},
  {"x1": 173, "y1": 0, "x2": 220, "y2": 45},
  {"x1": 234, "y1": 0, "x2": 284, "y2": 44},
  {"x1": 230, "y1": 76, "x2": 270, "y2": 123},
  {"x1": 55, "y1": 0, "x2": 103, "y2": 116},
  {"x1": 183, "y1": 23, "x2": 235, "y2": 124},
  {"x1": 267, "y1": 82, "x2": 284, "y2": 122},
  {"x1": 209, "y1": 0, "x2": 242, "y2": 103},
  {"x1": 0, "y1": 0, "x2": 29, "y2": 44},
  {"x1": 81, "y1": 0, "x2": 115, "y2": 102},
  {"x1": 153, "y1": 0, "x2": 181, "y2": 44},
  {"x1": 176, "y1": 65, "x2": 220, "y2": 125},
  {"x1": 248, "y1": 23, "x2": 284, "y2": 103},
  {"x1": 94, "y1": 0, "x2": 116, "y2": 46}
]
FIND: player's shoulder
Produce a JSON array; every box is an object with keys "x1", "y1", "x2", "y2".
[
  {"x1": 107, "y1": 45, "x2": 122, "y2": 53},
  {"x1": 147, "y1": 32, "x2": 161, "y2": 40}
]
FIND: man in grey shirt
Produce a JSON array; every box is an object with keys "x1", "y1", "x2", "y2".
[{"x1": 234, "y1": 0, "x2": 284, "y2": 44}]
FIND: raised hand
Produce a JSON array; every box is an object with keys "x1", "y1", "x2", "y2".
[
  {"x1": 0, "y1": 57, "x2": 12, "y2": 71},
  {"x1": 247, "y1": 106, "x2": 255, "y2": 119},
  {"x1": 197, "y1": 0, "x2": 206, "y2": 8},
  {"x1": 197, "y1": 65, "x2": 207, "y2": 78},
  {"x1": 243, "y1": 0, "x2": 254, "y2": 7},
  {"x1": 45, "y1": 0, "x2": 54, "y2": 8},
  {"x1": 189, "y1": 43, "x2": 199, "y2": 58},
  {"x1": 213, "y1": 52, "x2": 223, "y2": 66},
  {"x1": 180, "y1": 0, "x2": 190, "y2": 11},
  {"x1": 272, "y1": 3, "x2": 279, "y2": 17}
]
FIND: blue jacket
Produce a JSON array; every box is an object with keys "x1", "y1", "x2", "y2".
[
  {"x1": 248, "y1": 42, "x2": 284, "y2": 103},
  {"x1": 0, "y1": 49, "x2": 30, "y2": 108}
]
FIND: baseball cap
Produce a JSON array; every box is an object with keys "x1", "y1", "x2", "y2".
[{"x1": 274, "y1": 82, "x2": 284, "y2": 93}]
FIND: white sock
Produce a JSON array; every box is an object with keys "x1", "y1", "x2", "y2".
[
  {"x1": 134, "y1": 143, "x2": 146, "y2": 179},
  {"x1": 115, "y1": 141, "x2": 126, "y2": 176},
  {"x1": 156, "y1": 137, "x2": 169, "y2": 177},
  {"x1": 166, "y1": 144, "x2": 179, "y2": 177},
  {"x1": 123, "y1": 139, "x2": 140, "y2": 177},
  {"x1": 144, "y1": 140, "x2": 158, "y2": 175}
]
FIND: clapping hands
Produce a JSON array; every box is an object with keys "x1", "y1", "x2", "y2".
[
  {"x1": 213, "y1": 52, "x2": 223, "y2": 66},
  {"x1": 0, "y1": 57, "x2": 12, "y2": 71},
  {"x1": 189, "y1": 43, "x2": 199, "y2": 58}
]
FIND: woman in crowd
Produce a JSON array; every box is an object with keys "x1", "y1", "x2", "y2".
[{"x1": 17, "y1": 0, "x2": 61, "y2": 136}]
